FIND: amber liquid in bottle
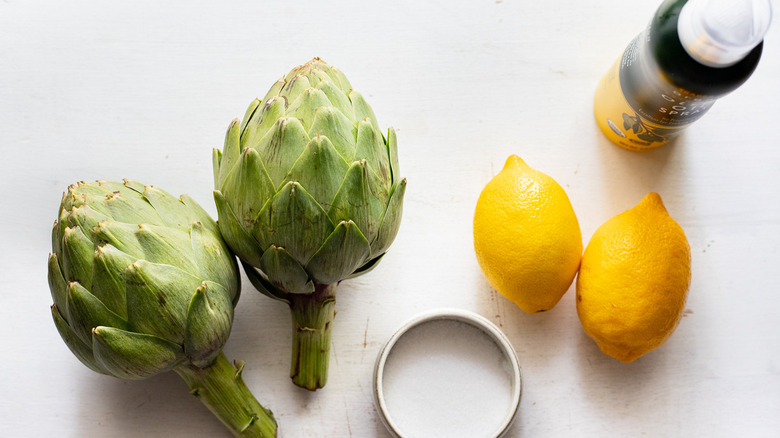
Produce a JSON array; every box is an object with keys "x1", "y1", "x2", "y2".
[{"x1": 594, "y1": 0, "x2": 764, "y2": 151}]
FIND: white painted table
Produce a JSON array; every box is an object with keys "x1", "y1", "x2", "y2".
[{"x1": 2, "y1": 0, "x2": 779, "y2": 436}]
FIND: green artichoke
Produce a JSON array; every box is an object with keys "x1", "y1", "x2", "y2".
[
  {"x1": 212, "y1": 58, "x2": 406, "y2": 390},
  {"x1": 49, "y1": 180, "x2": 277, "y2": 437}
]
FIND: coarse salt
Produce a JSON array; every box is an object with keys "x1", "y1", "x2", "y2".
[{"x1": 380, "y1": 319, "x2": 515, "y2": 438}]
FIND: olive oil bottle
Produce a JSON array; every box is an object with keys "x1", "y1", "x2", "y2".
[{"x1": 594, "y1": 0, "x2": 772, "y2": 151}]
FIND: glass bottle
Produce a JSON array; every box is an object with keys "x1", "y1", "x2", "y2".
[{"x1": 593, "y1": 0, "x2": 772, "y2": 151}]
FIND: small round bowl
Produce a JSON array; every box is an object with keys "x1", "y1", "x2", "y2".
[{"x1": 373, "y1": 308, "x2": 522, "y2": 438}]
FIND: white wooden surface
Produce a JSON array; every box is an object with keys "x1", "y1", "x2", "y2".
[{"x1": 2, "y1": 0, "x2": 779, "y2": 436}]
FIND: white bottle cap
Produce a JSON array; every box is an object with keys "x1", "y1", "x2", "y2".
[{"x1": 678, "y1": 0, "x2": 772, "y2": 67}]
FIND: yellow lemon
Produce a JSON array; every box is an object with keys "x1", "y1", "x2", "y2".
[
  {"x1": 576, "y1": 193, "x2": 691, "y2": 362},
  {"x1": 473, "y1": 155, "x2": 582, "y2": 313}
]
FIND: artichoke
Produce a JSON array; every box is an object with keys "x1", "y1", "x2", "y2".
[
  {"x1": 212, "y1": 58, "x2": 406, "y2": 390},
  {"x1": 49, "y1": 180, "x2": 277, "y2": 437}
]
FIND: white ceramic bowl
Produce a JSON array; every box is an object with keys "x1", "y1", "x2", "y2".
[{"x1": 373, "y1": 308, "x2": 522, "y2": 438}]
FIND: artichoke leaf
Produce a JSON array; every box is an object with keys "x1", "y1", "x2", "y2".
[
  {"x1": 185, "y1": 281, "x2": 234, "y2": 368},
  {"x1": 61, "y1": 226, "x2": 96, "y2": 289},
  {"x1": 252, "y1": 181, "x2": 335, "y2": 266},
  {"x1": 213, "y1": 190, "x2": 265, "y2": 267},
  {"x1": 52, "y1": 218, "x2": 63, "y2": 256},
  {"x1": 102, "y1": 186, "x2": 165, "y2": 227},
  {"x1": 286, "y1": 88, "x2": 332, "y2": 133},
  {"x1": 141, "y1": 185, "x2": 198, "y2": 231},
  {"x1": 370, "y1": 178, "x2": 407, "y2": 256},
  {"x1": 91, "y1": 220, "x2": 145, "y2": 260},
  {"x1": 283, "y1": 135, "x2": 349, "y2": 212},
  {"x1": 100, "y1": 180, "x2": 136, "y2": 193},
  {"x1": 211, "y1": 148, "x2": 222, "y2": 187},
  {"x1": 57, "y1": 201, "x2": 74, "y2": 233},
  {"x1": 284, "y1": 62, "x2": 309, "y2": 82},
  {"x1": 241, "y1": 261, "x2": 290, "y2": 303},
  {"x1": 189, "y1": 221, "x2": 240, "y2": 299},
  {"x1": 256, "y1": 116, "x2": 310, "y2": 188},
  {"x1": 346, "y1": 253, "x2": 386, "y2": 280},
  {"x1": 92, "y1": 326, "x2": 184, "y2": 380},
  {"x1": 387, "y1": 128, "x2": 400, "y2": 183},
  {"x1": 73, "y1": 191, "x2": 115, "y2": 219},
  {"x1": 63, "y1": 181, "x2": 115, "y2": 207},
  {"x1": 68, "y1": 180, "x2": 115, "y2": 198},
  {"x1": 262, "y1": 78, "x2": 286, "y2": 105},
  {"x1": 349, "y1": 90, "x2": 380, "y2": 134},
  {"x1": 315, "y1": 80, "x2": 353, "y2": 121},
  {"x1": 279, "y1": 74, "x2": 312, "y2": 103},
  {"x1": 307, "y1": 106, "x2": 357, "y2": 162},
  {"x1": 135, "y1": 224, "x2": 198, "y2": 274},
  {"x1": 58, "y1": 188, "x2": 82, "y2": 212},
  {"x1": 124, "y1": 260, "x2": 201, "y2": 344},
  {"x1": 259, "y1": 245, "x2": 314, "y2": 294},
  {"x1": 66, "y1": 281, "x2": 128, "y2": 345},
  {"x1": 354, "y1": 120, "x2": 391, "y2": 187},
  {"x1": 48, "y1": 253, "x2": 68, "y2": 314},
  {"x1": 91, "y1": 245, "x2": 135, "y2": 319},
  {"x1": 216, "y1": 119, "x2": 240, "y2": 190},
  {"x1": 306, "y1": 220, "x2": 371, "y2": 285},
  {"x1": 327, "y1": 160, "x2": 389, "y2": 245},
  {"x1": 214, "y1": 149, "x2": 223, "y2": 198},
  {"x1": 305, "y1": 67, "x2": 331, "y2": 88},
  {"x1": 180, "y1": 194, "x2": 219, "y2": 234},
  {"x1": 51, "y1": 305, "x2": 107, "y2": 375},
  {"x1": 65, "y1": 204, "x2": 109, "y2": 239},
  {"x1": 120, "y1": 180, "x2": 147, "y2": 195},
  {"x1": 239, "y1": 98, "x2": 261, "y2": 136},
  {"x1": 67, "y1": 181, "x2": 125, "y2": 208},
  {"x1": 305, "y1": 59, "x2": 342, "y2": 91},
  {"x1": 221, "y1": 146, "x2": 275, "y2": 229},
  {"x1": 330, "y1": 66, "x2": 352, "y2": 95},
  {"x1": 242, "y1": 97, "x2": 286, "y2": 152}
]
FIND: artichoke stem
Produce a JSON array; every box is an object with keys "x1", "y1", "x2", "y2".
[
  {"x1": 175, "y1": 352, "x2": 277, "y2": 437},
  {"x1": 288, "y1": 283, "x2": 337, "y2": 390}
]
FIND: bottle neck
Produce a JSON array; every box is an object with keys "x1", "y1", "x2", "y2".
[
  {"x1": 677, "y1": 0, "x2": 772, "y2": 68},
  {"x1": 647, "y1": 0, "x2": 764, "y2": 96}
]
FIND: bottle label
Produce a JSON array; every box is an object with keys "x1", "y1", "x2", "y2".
[
  {"x1": 620, "y1": 35, "x2": 717, "y2": 127},
  {"x1": 594, "y1": 34, "x2": 717, "y2": 151}
]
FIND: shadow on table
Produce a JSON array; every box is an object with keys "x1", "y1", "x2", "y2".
[
  {"x1": 592, "y1": 128, "x2": 691, "y2": 217},
  {"x1": 573, "y1": 325, "x2": 696, "y2": 430},
  {"x1": 75, "y1": 371, "x2": 230, "y2": 437}
]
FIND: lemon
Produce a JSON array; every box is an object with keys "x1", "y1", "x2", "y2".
[
  {"x1": 576, "y1": 193, "x2": 691, "y2": 362},
  {"x1": 473, "y1": 155, "x2": 582, "y2": 313}
]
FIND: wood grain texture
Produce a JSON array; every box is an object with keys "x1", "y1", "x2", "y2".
[{"x1": 2, "y1": 0, "x2": 779, "y2": 436}]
